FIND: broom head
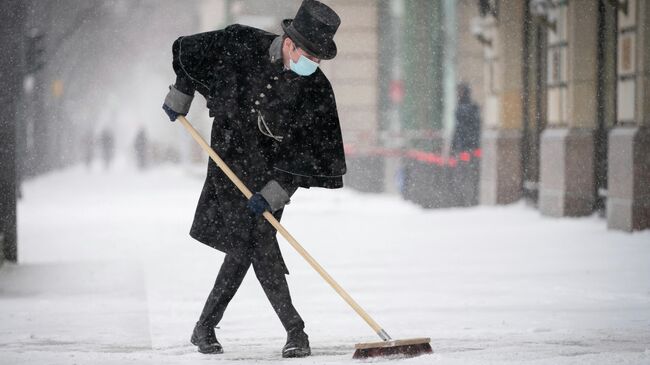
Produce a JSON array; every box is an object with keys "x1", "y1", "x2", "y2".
[{"x1": 352, "y1": 337, "x2": 433, "y2": 359}]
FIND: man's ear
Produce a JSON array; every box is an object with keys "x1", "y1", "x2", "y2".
[
  {"x1": 286, "y1": 38, "x2": 298, "y2": 52},
  {"x1": 283, "y1": 37, "x2": 292, "y2": 49}
]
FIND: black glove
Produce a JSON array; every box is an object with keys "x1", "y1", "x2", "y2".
[
  {"x1": 247, "y1": 193, "x2": 271, "y2": 217},
  {"x1": 162, "y1": 84, "x2": 193, "y2": 122},
  {"x1": 162, "y1": 104, "x2": 180, "y2": 121},
  {"x1": 247, "y1": 180, "x2": 291, "y2": 217}
]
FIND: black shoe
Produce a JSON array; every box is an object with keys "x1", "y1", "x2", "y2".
[
  {"x1": 190, "y1": 322, "x2": 223, "y2": 354},
  {"x1": 282, "y1": 329, "x2": 311, "y2": 358}
]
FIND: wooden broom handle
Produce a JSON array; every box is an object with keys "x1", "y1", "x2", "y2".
[{"x1": 177, "y1": 116, "x2": 390, "y2": 340}]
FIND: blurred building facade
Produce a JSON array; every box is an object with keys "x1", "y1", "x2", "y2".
[
  {"x1": 469, "y1": 0, "x2": 648, "y2": 231},
  {"x1": 324, "y1": 0, "x2": 648, "y2": 232}
]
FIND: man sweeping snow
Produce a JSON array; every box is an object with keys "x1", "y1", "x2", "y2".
[{"x1": 162, "y1": 0, "x2": 346, "y2": 358}]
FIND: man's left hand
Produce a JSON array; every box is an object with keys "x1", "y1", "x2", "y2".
[{"x1": 162, "y1": 84, "x2": 194, "y2": 122}]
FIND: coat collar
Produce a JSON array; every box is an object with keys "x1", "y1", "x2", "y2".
[{"x1": 269, "y1": 36, "x2": 283, "y2": 64}]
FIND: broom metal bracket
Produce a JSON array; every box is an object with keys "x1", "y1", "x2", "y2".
[{"x1": 378, "y1": 329, "x2": 392, "y2": 341}]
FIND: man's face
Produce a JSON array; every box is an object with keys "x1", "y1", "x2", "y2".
[{"x1": 285, "y1": 38, "x2": 321, "y2": 65}]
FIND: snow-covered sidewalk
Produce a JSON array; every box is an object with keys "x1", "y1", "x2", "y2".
[{"x1": 1, "y1": 165, "x2": 649, "y2": 364}]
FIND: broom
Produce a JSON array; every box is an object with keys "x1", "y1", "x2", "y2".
[{"x1": 177, "y1": 115, "x2": 433, "y2": 359}]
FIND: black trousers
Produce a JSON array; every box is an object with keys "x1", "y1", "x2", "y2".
[{"x1": 197, "y1": 249, "x2": 305, "y2": 333}]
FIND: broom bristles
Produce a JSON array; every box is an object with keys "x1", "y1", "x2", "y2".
[{"x1": 352, "y1": 338, "x2": 433, "y2": 359}]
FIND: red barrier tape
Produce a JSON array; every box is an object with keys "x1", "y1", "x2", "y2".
[{"x1": 344, "y1": 145, "x2": 481, "y2": 167}]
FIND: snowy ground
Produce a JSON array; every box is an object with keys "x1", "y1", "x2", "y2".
[{"x1": 1, "y1": 164, "x2": 649, "y2": 364}]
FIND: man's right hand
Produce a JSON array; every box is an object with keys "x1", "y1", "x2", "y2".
[
  {"x1": 162, "y1": 84, "x2": 194, "y2": 122},
  {"x1": 247, "y1": 193, "x2": 271, "y2": 217}
]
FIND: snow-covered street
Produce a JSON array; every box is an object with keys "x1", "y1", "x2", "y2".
[{"x1": 1, "y1": 165, "x2": 649, "y2": 364}]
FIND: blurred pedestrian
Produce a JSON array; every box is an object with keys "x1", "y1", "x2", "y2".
[
  {"x1": 162, "y1": 0, "x2": 345, "y2": 358},
  {"x1": 82, "y1": 130, "x2": 95, "y2": 169},
  {"x1": 451, "y1": 83, "x2": 481, "y2": 206},
  {"x1": 452, "y1": 84, "x2": 481, "y2": 154},
  {"x1": 99, "y1": 128, "x2": 114, "y2": 169},
  {"x1": 133, "y1": 128, "x2": 148, "y2": 170}
]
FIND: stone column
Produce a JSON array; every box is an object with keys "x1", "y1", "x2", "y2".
[
  {"x1": 607, "y1": 0, "x2": 650, "y2": 231},
  {"x1": 539, "y1": 0, "x2": 598, "y2": 217},
  {"x1": 322, "y1": 0, "x2": 381, "y2": 192},
  {"x1": 478, "y1": 0, "x2": 525, "y2": 205}
]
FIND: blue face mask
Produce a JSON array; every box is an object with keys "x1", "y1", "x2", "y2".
[{"x1": 289, "y1": 48, "x2": 319, "y2": 76}]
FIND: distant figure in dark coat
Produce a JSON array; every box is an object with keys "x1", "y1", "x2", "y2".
[
  {"x1": 162, "y1": 0, "x2": 345, "y2": 358},
  {"x1": 452, "y1": 83, "x2": 481, "y2": 154},
  {"x1": 133, "y1": 128, "x2": 148, "y2": 170},
  {"x1": 451, "y1": 83, "x2": 481, "y2": 206}
]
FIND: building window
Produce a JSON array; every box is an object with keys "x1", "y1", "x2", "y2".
[{"x1": 545, "y1": 0, "x2": 567, "y2": 125}]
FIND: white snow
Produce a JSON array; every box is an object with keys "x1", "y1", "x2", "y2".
[{"x1": 1, "y1": 165, "x2": 649, "y2": 364}]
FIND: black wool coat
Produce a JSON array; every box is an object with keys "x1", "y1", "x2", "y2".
[{"x1": 171, "y1": 25, "x2": 346, "y2": 270}]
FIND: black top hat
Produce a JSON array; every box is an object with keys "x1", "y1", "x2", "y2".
[{"x1": 281, "y1": 0, "x2": 340, "y2": 60}]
